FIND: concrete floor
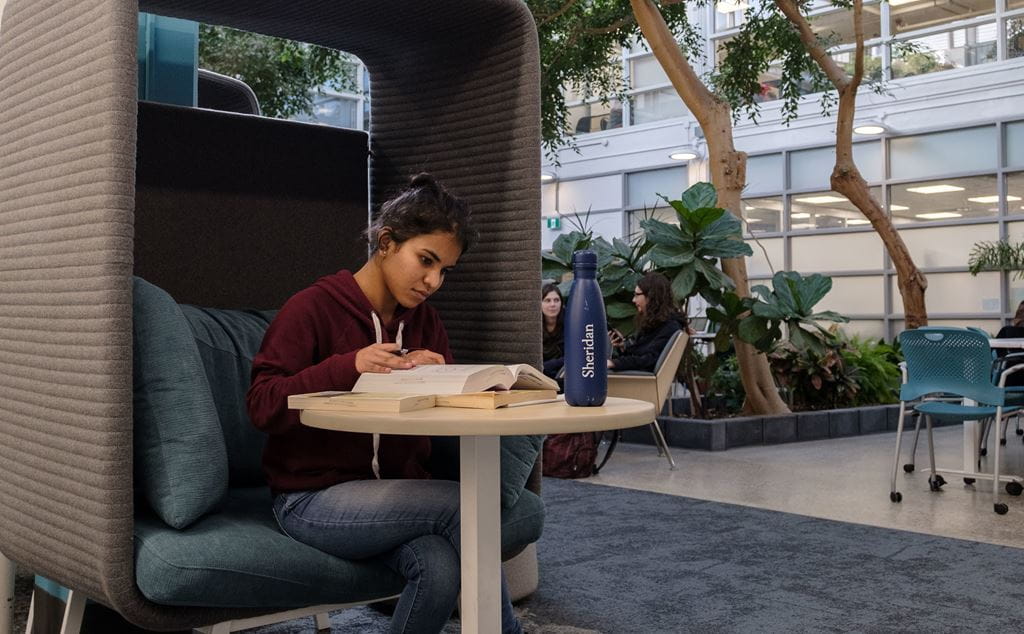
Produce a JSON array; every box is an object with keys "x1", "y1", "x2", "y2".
[{"x1": 584, "y1": 424, "x2": 1024, "y2": 550}]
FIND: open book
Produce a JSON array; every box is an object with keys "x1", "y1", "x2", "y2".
[
  {"x1": 288, "y1": 391, "x2": 436, "y2": 413},
  {"x1": 351, "y1": 363, "x2": 559, "y2": 395}
]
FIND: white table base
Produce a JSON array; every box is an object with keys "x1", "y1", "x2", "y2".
[{"x1": 459, "y1": 435, "x2": 501, "y2": 634}]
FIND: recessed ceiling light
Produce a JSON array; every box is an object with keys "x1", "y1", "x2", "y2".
[
  {"x1": 794, "y1": 195, "x2": 848, "y2": 204},
  {"x1": 791, "y1": 212, "x2": 811, "y2": 219},
  {"x1": 906, "y1": 184, "x2": 965, "y2": 194},
  {"x1": 890, "y1": 204, "x2": 910, "y2": 211},
  {"x1": 853, "y1": 124, "x2": 886, "y2": 135},
  {"x1": 915, "y1": 212, "x2": 962, "y2": 219},
  {"x1": 967, "y1": 195, "x2": 1022, "y2": 203},
  {"x1": 847, "y1": 219, "x2": 871, "y2": 225},
  {"x1": 669, "y1": 149, "x2": 698, "y2": 161}
]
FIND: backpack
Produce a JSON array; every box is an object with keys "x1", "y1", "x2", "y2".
[{"x1": 542, "y1": 433, "x2": 599, "y2": 479}]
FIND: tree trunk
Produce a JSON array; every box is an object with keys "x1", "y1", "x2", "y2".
[{"x1": 630, "y1": 0, "x2": 790, "y2": 414}]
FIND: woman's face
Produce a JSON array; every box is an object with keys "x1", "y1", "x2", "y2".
[
  {"x1": 542, "y1": 290, "x2": 562, "y2": 319},
  {"x1": 380, "y1": 230, "x2": 462, "y2": 308},
  {"x1": 633, "y1": 285, "x2": 647, "y2": 314}
]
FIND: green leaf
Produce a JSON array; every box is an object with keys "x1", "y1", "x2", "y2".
[
  {"x1": 751, "y1": 299, "x2": 787, "y2": 321},
  {"x1": 770, "y1": 271, "x2": 801, "y2": 315},
  {"x1": 640, "y1": 218, "x2": 687, "y2": 248},
  {"x1": 606, "y1": 301, "x2": 636, "y2": 319},
  {"x1": 690, "y1": 207, "x2": 726, "y2": 230},
  {"x1": 703, "y1": 212, "x2": 744, "y2": 239},
  {"x1": 697, "y1": 236, "x2": 753, "y2": 259},
  {"x1": 552, "y1": 232, "x2": 583, "y2": 265},
  {"x1": 738, "y1": 315, "x2": 770, "y2": 346},
  {"x1": 648, "y1": 244, "x2": 695, "y2": 268},
  {"x1": 694, "y1": 258, "x2": 735, "y2": 291},
  {"x1": 542, "y1": 262, "x2": 570, "y2": 282},
  {"x1": 681, "y1": 182, "x2": 718, "y2": 212},
  {"x1": 789, "y1": 325, "x2": 823, "y2": 353},
  {"x1": 794, "y1": 273, "x2": 833, "y2": 313},
  {"x1": 809, "y1": 310, "x2": 850, "y2": 323},
  {"x1": 671, "y1": 267, "x2": 697, "y2": 299}
]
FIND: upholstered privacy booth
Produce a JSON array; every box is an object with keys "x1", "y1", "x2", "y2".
[{"x1": 0, "y1": 0, "x2": 542, "y2": 629}]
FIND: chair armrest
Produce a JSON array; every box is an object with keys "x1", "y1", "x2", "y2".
[
  {"x1": 998, "y1": 362, "x2": 1024, "y2": 387},
  {"x1": 608, "y1": 371, "x2": 656, "y2": 377}
]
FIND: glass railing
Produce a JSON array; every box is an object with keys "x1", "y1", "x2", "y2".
[{"x1": 891, "y1": 22, "x2": 998, "y2": 78}]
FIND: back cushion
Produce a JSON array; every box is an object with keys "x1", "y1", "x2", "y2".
[
  {"x1": 133, "y1": 278, "x2": 229, "y2": 529},
  {"x1": 180, "y1": 306, "x2": 276, "y2": 487}
]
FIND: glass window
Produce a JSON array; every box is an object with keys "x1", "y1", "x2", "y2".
[
  {"x1": 627, "y1": 167, "x2": 688, "y2": 209},
  {"x1": 810, "y1": 6, "x2": 882, "y2": 46},
  {"x1": 630, "y1": 55, "x2": 669, "y2": 89},
  {"x1": 1011, "y1": 0, "x2": 1024, "y2": 9},
  {"x1": 559, "y1": 175, "x2": 623, "y2": 214},
  {"x1": 791, "y1": 232, "x2": 883, "y2": 271},
  {"x1": 714, "y1": 1, "x2": 748, "y2": 32},
  {"x1": 790, "y1": 188, "x2": 882, "y2": 230},
  {"x1": 892, "y1": 22, "x2": 998, "y2": 78},
  {"x1": 1008, "y1": 122, "x2": 1024, "y2": 168},
  {"x1": 630, "y1": 88, "x2": 688, "y2": 125},
  {"x1": 292, "y1": 95, "x2": 358, "y2": 128},
  {"x1": 1007, "y1": 172, "x2": 1024, "y2": 216},
  {"x1": 745, "y1": 237, "x2": 783, "y2": 276},
  {"x1": 842, "y1": 320, "x2": 886, "y2": 339},
  {"x1": 542, "y1": 183, "x2": 557, "y2": 216},
  {"x1": 817, "y1": 276, "x2": 885, "y2": 314},
  {"x1": 889, "y1": 0, "x2": 993, "y2": 35},
  {"x1": 790, "y1": 144, "x2": 883, "y2": 190},
  {"x1": 831, "y1": 46, "x2": 884, "y2": 82},
  {"x1": 744, "y1": 196, "x2": 783, "y2": 233},
  {"x1": 889, "y1": 175, "x2": 998, "y2": 223},
  {"x1": 889, "y1": 273, "x2": 1000, "y2": 315},
  {"x1": 889, "y1": 126, "x2": 997, "y2": 180},
  {"x1": 745, "y1": 154, "x2": 784, "y2": 194},
  {"x1": 1009, "y1": 18, "x2": 1024, "y2": 59},
  {"x1": 567, "y1": 100, "x2": 623, "y2": 135},
  {"x1": 900, "y1": 224, "x2": 998, "y2": 267}
]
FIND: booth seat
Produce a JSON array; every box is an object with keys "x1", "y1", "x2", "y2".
[{"x1": 130, "y1": 277, "x2": 544, "y2": 610}]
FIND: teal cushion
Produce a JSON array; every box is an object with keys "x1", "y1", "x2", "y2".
[
  {"x1": 500, "y1": 435, "x2": 544, "y2": 509},
  {"x1": 133, "y1": 277, "x2": 228, "y2": 529},
  {"x1": 180, "y1": 306, "x2": 275, "y2": 487},
  {"x1": 134, "y1": 486, "x2": 544, "y2": 607}
]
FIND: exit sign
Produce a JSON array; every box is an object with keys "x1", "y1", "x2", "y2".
[{"x1": 545, "y1": 216, "x2": 561, "y2": 229}]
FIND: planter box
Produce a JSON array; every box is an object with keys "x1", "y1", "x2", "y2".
[{"x1": 621, "y1": 402, "x2": 954, "y2": 452}]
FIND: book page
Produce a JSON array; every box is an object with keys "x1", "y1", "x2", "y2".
[
  {"x1": 505, "y1": 364, "x2": 560, "y2": 391},
  {"x1": 352, "y1": 364, "x2": 512, "y2": 394}
]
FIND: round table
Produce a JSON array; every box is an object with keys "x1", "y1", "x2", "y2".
[{"x1": 300, "y1": 396, "x2": 655, "y2": 633}]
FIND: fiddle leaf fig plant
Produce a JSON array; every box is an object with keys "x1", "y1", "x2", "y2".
[
  {"x1": 741, "y1": 271, "x2": 849, "y2": 354},
  {"x1": 641, "y1": 182, "x2": 754, "y2": 304}
]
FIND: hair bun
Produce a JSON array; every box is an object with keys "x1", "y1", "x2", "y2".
[{"x1": 409, "y1": 172, "x2": 442, "y2": 195}]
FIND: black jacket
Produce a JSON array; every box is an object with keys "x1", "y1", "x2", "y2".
[{"x1": 611, "y1": 317, "x2": 684, "y2": 373}]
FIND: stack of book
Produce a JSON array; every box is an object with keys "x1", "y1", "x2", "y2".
[{"x1": 288, "y1": 364, "x2": 560, "y2": 413}]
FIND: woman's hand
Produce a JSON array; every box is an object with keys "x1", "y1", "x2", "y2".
[
  {"x1": 404, "y1": 349, "x2": 445, "y2": 366},
  {"x1": 608, "y1": 329, "x2": 625, "y2": 350},
  {"x1": 355, "y1": 343, "x2": 414, "y2": 374}
]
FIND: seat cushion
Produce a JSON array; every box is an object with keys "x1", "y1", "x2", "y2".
[
  {"x1": 180, "y1": 305, "x2": 275, "y2": 486},
  {"x1": 135, "y1": 486, "x2": 545, "y2": 608},
  {"x1": 500, "y1": 435, "x2": 544, "y2": 509},
  {"x1": 133, "y1": 277, "x2": 228, "y2": 529}
]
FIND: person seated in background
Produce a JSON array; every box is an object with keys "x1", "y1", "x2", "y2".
[
  {"x1": 996, "y1": 301, "x2": 1024, "y2": 387},
  {"x1": 541, "y1": 282, "x2": 565, "y2": 379},
  {"x1": 608, "y1": 271, "x2": 685, "y2": 372}
]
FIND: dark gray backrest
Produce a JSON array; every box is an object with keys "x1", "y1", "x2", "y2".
[{"x1": 0, "y1": 0, "x2": 541, "y2": 628}]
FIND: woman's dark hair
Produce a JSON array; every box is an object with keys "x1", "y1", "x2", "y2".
[
  {"x1": 1013, "y1": 301, "x2": 1024, "y2": 327},
  {"x1": 635, "y1": 271, "x2": 677, "y2": 332},
  {"x1": 366, "y1": 173, "x2": 478, "y2": 255},
  {"x1": 541, "y1": 282, "x2": 564, "y2": 332}
]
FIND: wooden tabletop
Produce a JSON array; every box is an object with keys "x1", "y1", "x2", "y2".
[{"x1": 300, "y1": 396, "x2": 656, "y2": 436}]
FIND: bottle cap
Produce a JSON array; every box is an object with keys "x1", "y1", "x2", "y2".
[{"x1": 572, "y1": 250, "x2": 597, "y2": 268}]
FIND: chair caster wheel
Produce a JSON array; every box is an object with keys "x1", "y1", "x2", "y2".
[
  {"x1": 1006, "y1": 482, "x2": 1023, "y2": 496},
  {"x1": 890, "y1": 491, "x2": 902, "y2": 503},
  {"x1": 929, "y1": 475, "x2": 947, "y2": 491},
  {"x1": 981, "y1": 448, "x2": 988, "y2": 456},
  {"x1": 995, "y1": 503, "x2": 1009, "y2": 515},
  {"x1": 1001, "y1": 438, "x2": 1007, "y2": 446},
  {"x1": 964, "y1": 478, "x2": 976, "y2": 485},
  {"x1": 903, "y1": 463, "x2": 914, "y2": 473}
]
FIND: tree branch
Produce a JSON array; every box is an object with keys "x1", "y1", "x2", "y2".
[
  {"x1": 774, "y1": 0, "x2": 849, "y2": 89},
  {"x1": 537, "y1": 0, "x2": 581, "y2": 28},
  {"x1": 583, "y1": 14, "x2": 635, "y2": 35}
]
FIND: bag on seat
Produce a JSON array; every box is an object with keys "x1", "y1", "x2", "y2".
[{"x1": 542, "y1": 433, "x2": 598, "y2": 479}]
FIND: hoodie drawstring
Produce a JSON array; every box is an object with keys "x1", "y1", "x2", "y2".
[{"x1": 367, "y1": 312, "x2": 405, "y2": 479}]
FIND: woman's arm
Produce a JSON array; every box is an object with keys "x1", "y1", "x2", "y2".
[{"x1": 609, "y1": 321, "x2": 681, "y2": 372}]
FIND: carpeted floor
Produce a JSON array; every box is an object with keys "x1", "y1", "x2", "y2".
[{"x1": 12, "y1": 477, "x2": 1024, "y2": 632}]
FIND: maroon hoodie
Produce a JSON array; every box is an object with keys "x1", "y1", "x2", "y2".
[{"x1": 247, "y1": 270, "x2": 453, "y2": 495}]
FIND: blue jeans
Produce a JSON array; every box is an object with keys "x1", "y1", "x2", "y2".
[{"x1": 273, "y1": 479, "x2": 522, "y2": 634}]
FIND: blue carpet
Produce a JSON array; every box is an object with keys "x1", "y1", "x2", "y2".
[{"x1": 13, "y1": 478, "x2": 1024, "y2": 632}]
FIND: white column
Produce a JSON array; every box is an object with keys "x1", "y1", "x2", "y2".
[{"x1": 459, "y1": 435, "x2": 502, "y2": 634}]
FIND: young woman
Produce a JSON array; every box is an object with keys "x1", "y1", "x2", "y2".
[
  {"x1": 608, "y1": 271, "x2": 685, "y2": 372},
  {"x1": 541, "y1": 282, "x2": 565, "y2": 378},
  {"x1": 246, "y1": 173, "x2": 523, "y2": 634}
]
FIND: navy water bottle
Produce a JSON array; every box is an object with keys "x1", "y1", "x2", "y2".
[{"x1": 563, "y1": 250, "x2": 608, "y2": 406}]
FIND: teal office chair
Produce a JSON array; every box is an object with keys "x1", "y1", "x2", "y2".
[{"x1": 892, "y1": 327, "x2": 1024, "y2": 515}]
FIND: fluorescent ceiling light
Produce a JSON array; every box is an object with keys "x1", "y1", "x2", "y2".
[
  {"x1": 915, "y1": 212, "x2": 962, "y2": 219},
  {"x1": 847, "y1": 219, "x2": 871, "y2": 225},
  {"x1": 746, "y1": 217, "x2": 763, "y2": 222},
  {"x1": 794, "y1": 195, "x2": 848, "y2": 204},
  {"x1": 890, "y1": 204, "x2": 909, "y2": 211},
  {"x1": 853, "y1": 122, "x2": 887, "y2": 135},
  {"x1": 541, "y1": 172, "x2": 555, "y2": 182},
  {"x1": 791, "y1": 212, "x2": 811, "y2": 219},
  {"x1": 906, "y1": 184, "x2": 965, "y2": 194},
  {"x1": 967, "y1": 195, "x2": 1022, "y2": 203}
]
